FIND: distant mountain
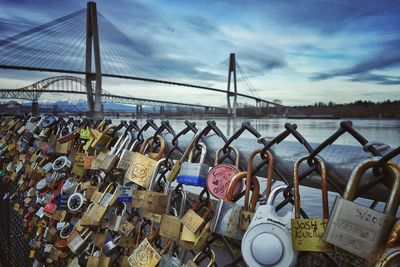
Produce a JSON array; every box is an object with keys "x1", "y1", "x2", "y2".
[{"x1": 20, "y1": 100, "x2": 180, "y2": 112}]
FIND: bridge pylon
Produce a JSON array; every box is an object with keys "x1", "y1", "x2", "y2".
[
  {"x1": 32, "y1": 101, "x2": 39, "y2": 117},
  {"x1": 226, "y1": 53, "x2": 238, "y2": 117},
  {"x1": 86, "y1": 1, "x2": 103, "y2": 119}
]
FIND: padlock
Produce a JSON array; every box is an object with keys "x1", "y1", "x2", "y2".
[
  {"x1": 117, "y1": 139, "x2": 138, "y2": 171},
  {"x1": 67, "y1": 229, "x2": 94, "y2": 254},
  {"x1": 84, "y1": 182, "x2": 120, "y2": 225},
  {"x1": 132, "y1": 158, "x2": 170, "y2": 215},
  {"x1": 183, "y1": 249, "x2": 216, "y2": 267},
  {"x1": 323, "y1": 158, "x2": 400, "y2": 259},
  {"x1": 103, "y1": 234, "x2": 121, "y2": 256},
  {"x1": 67, "y1": 184, "x2": 87, "y2": 213},
  {"x1": 100, "y1": 131, "x2": 131, "y2": 173},
  {"x1": 160, "y1": 187, "x2": 187, "y2": 241},
  {"x1": 207, "y1": 145, "x2": 241, "y2": 199},
  {"x1": 61, "y1": 177, "x2": 78, "y2": 195},
  {"x1": 71, "y1": 145, "x2": 86, "y2": 177},
  {"x1": 159, "y1": 254, "x2": 183, "y2": 267},
  {"x1": 241, "y1": 149, "x2": 274, "y2": 231},
  {"x1": 211, "y1": 171, "x2": 259, "y2": 240},
  {"x1": 127, "y1": 236, "x2": 163, "y2": 267},
  {"x1": 125, "y1": 135, "x2": 165, "y2": 189},
  {"x1": 181, "y1": 199, "x2": 213, "y2": 234},
  {"x1": 166, "y1": 131, "x2": 200, "y2": 182},
  {"x1": 242, "y1": 184, "x2": 298, "y2": 267},
  {"x1": 373, "y1": 219, "x2": 400, "y2": 266},
  {"x1": 177, "y1": 142, "x2": 209, "y2": 187},
  {"x1": 52, "y1": 156, "x2": 72, "y2": 172},
  {"x1": 291, "y1": 156, "x2": 334, "y2": 252},
  {"x1": 90, "y1": 124, "x2": 117, "y2": 151},
  {"x1": 109, "y1": 202, "x2": 127, "y2": 232}
]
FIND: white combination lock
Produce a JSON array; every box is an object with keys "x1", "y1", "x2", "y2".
[
  {"x1": 67, "y1": 184, "x2": 86, "y2": 212},
  {"x1": 241, "y1": 185, "x2": 297, "y2": 267}
]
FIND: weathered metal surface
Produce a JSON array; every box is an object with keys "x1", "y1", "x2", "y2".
[{"x1": 158, "y1": 133, "x2": 400, "y2": 202}]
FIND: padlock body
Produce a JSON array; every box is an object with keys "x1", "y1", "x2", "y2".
[
  {"x1": 291, "y1": 218, "x2": 333, "y2": 252},
  {"x1": 207, "y1": 163, "x2": 241, "y2": 199},
  {"x1": 117, "y1": 149, "x2": 134, "y2": 170},
  {"x1": 159, "y1": 255, "x2": 182, "y2": 267},
  {"x1": 211, "y1": 200, "x2": 242, "y2": 240},
  {"x1": 176, "y1": 162, "x2": 208, "y2": 187},
  {"x1": 109, "y1": 214, "x2": 125, "y2": 232},
  {"x1": 324, "y1": 197, "x2": 395, "y2": 259},
  {"x1": 100, "y1": 154, "x2": 118, "y2": 173},
  {"x1": 241, "y1": 204, "x2": 297, "y2": 267}
]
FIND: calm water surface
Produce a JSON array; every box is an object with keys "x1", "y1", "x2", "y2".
[{"x1": 117, "y1": 117, "x2": 400, "y2": 217}]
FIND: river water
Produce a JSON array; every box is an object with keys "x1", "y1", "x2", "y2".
[{"x1": 119, "y1": 117, "x2": 400, "y2": 217}]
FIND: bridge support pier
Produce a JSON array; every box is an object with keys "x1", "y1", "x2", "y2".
[
  {"x1": 136, "y1": 104, "x2": 142, "y2": 118},
  {"x1": 32, "y1": 101, "x2": 39, "y2": 117},
  {"x1": 226, "y1": 53, "x2": 237, "y2": 118}
]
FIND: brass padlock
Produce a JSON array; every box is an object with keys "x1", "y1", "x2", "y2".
[
  {"x1": 160, "y1": 187, "x2": 187, "y2": 241},
  {"x1": 90, "y1": 124, "x2": 117, "y2": 151},
  {"x1": 181, "y1": 200, "x2": 213, "y2": 234},
  {"x1": 125, "y1": 135, "x2": 165, "y2": 189},
  {"x1": 291, "y1": 156, "x2": 334, "y2": 252}
]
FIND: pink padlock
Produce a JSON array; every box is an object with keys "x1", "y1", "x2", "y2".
[{"x1": 207, "y1": 146, "x2": 242, "y2": 199}]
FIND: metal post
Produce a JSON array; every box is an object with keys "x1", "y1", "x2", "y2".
[
  {"x1": 226, "y1": 53, "x2": 237, "y2": 117},
  {"x1": 85, "y1": 1, "x2": 103, "y2": 119}
]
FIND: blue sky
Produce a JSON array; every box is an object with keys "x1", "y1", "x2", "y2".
[{"x1": 0, "y1": 0, "x2": 399, "y2": 106}]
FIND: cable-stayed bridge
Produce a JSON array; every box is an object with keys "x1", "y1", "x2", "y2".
[{"x1": 0, "y1": 2, "x2": 284, "y2": 118}]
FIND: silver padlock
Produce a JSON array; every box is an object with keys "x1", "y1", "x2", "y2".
[
  {"x1": 117, "y1": 138, "x2": 138, "y2": 171},
  {"x1": 103, "y1": 234, "x2": 121, "y2": 256},
  {"x1": 241, "y1": 185, "x2": 297, "y2": 267},
  {"x1": 109, "y1": 202, "x2": 127, "y2": 232},
  {"x1": 100, "y1": 132, "x2": 131, "y2": 173},
  {"x1": 323, "y1": 158, "x2": 400, "y2": 259},
  {"x1": 68, "y1": 229, "x2": 93, "y2": 254},
  {"x1": 176, "y1": 142, "x2": 209, "y2": 187},
  {"x1": 211, "y1": 172, "x2": 259, "y2": 240},
  {"x1": 67, "y1": 184, "x2": 87, "y2": 212},
  {"x1": 61, "y1": 177, "x2": 78, "y2": 195},
  {"x1": 159, "y1": 254, "x2": 183, "y2": 267}
]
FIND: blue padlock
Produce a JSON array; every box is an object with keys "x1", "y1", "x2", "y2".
[{"x1": 176, "y1": 143, "x2": 209, "y2": 187}]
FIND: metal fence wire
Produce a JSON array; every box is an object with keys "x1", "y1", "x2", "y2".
[{"x1": 0, "y1": 117, "x2": 399, "y2": 267}]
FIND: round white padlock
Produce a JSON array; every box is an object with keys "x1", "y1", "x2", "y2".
[{"x1": 241, "y1": 185, "x2": 297, "y2": 267}]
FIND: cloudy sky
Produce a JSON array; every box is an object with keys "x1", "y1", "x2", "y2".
[{"x1": 0, "y1": 0, "x2": 399, "y2": 106}]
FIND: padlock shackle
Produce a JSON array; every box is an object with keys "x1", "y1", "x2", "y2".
[
  {"x1": 293, "y1": 156, "x2": 329, "y2": 219},
  {"x1": 109, "y1": 130, "x2": 126, "y2": 155},
  {"x1": 115, "y1": 133, "x2": 132, "y2": 156},
  {"x1": 188, "y1": 142, "x2": 207, "y2": 163},
  {"x1": 344, "y1": 158, "x2": 400, "y2": 216},
  {"x1": 266, "y1": 184, "x2": 287, "y2": 206},
  {"x1": 245, "y1": 148, "x2": 273, "y2": 209},
  {"x1": 192, "y1": 249, "x2": 216, "y2": 266},
  {"x1": 139, "y1": 135, "x2": 165, "y2": 160},
  {"x1": 225, "y1": 171, "x2": 260, "y2": 210},
  {"x1": 214, "y1": 146, "x2": 239, "y2": 167}
]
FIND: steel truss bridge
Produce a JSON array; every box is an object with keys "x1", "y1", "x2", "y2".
[{"x1": 0, "y1": 76, "x2": 224, "y2": 111}]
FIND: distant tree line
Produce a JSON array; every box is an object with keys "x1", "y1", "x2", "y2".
[{"x1": 288, "y1": 100, "x2": 400, "y2": 119}]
